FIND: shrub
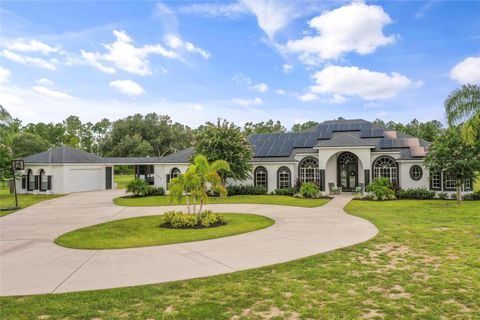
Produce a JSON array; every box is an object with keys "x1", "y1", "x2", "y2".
[
  {"x1": 126, "y1": 179, "x2": 150, "y2": 197},
  {"x1": 273, "y1": 187, "x2": 296, "y2": 196},
  {"x1": 450, "y1": 193, "x2": 457, "y2": 200},
  {"x1": 366, "y1": 178, "x2": 396, "y2": 200},
  {"x1": 145, "y1": 186, "x2": 165, "y2": 196},
  {"x1": 226, "y1": 184, "x2": 267, "y2": 196},
  {"x1": 300, "y1": 182, "x2": 320, "y2": 198},
  {"x1": 162, "y1": 210, "x2": 225, "y2": 228},
  {"x1": 437, "y1": 192, "x2": 448, "y2": 200},
  {"x1": 398, "y1": 188, "x2": 435, "y2": 200},
  {"x1": 463, "y1": 191, "x2": 480, "y2": 200}
]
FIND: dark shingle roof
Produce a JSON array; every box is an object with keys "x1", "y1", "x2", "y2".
[
  {"x1": 24, "y1": 146, "x2": 105, "y2": 163},
  {"x1": 160, "y1": 147, "x2": 195, "y2": 163},
  {"x1": 315, "y1": 133, "x2": 376, "y2": 148},
  {"x1": 104, "y1": 157, "x2": 164, "y2": 164}
]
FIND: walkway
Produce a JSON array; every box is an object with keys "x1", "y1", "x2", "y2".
[{"x1": 0, "y1": 191, "x2": 378, "y2": 296}]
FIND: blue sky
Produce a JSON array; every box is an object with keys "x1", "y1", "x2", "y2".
[{"x1": 1, "y1": 0, "x2": 479, "y2": 128}]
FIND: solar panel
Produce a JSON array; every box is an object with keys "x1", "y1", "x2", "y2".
[
  {"x1": 384, "y1": 131, "x2": 397, "y2": 139},
  {"x1": 349, "y1": 123, "x2": 361, "y2": 131},
  {"x1": 318, "y1": 131, "x2": 332, "y2": 140},
  {"x1": 379, "y1": 139, "x2": 394, "y2": 148}
]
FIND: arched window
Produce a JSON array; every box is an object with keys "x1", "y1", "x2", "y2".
[
  {"x1": 299, "y1": 157, "x2": 319, "y2": 185},
  {"x1": 373, "y1": 156, "x2": 398, "y2": 184},
  {"x1": 254, "y1": 166, "x2": 268, "y2": 189},
  {"x1": 409, "y1": 165, "x2": 423, "y2": 181},
  {"x1": 27, "y1": 169, "x2": 35, "y2": 191},
  {"x1": 277, "y1": 167, "x2": 291, "y2": 189},
  {"x1": 39, "y1": 169, "x2": 47, "y2": 191},
  {"x1": 170, "y1": 167, "x2": 181, "y2": 179}
]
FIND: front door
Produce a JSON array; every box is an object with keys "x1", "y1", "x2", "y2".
[
  {"x1": 105, "y1": 167, "x2": 112, "y2": 190},
  {"x1": 337, "y1": 152, "x2": 358, "y2": 192}
]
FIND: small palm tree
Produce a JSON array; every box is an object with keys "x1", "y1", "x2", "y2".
[
  {"x1": 169, "y1": 154, "x2": 230, "y2": 215},
  {"x1": 445, "y1": 84, "x2": 480, "y2": 144}
]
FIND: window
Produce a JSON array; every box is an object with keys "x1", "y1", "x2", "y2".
[
  {"x1": 27, "y1": 169, "x2": 35, "y2": 191},
  {"x1": 372, "y1": 156, "x2": 398, "y2": 184},
  {"x1": 166, "y1": 168, "x2": 181, "y2": 190},
  {"x1": 39, "y1": 169, "x2": 47, "y2": 191},
  {"x1": 409, "y1": 165, "x2": 423, "y2": 181},
  {"x1": 430, "y1": 171, "x2": 441, "y2": 190},
  {"x1": 444, "y1": 174, "x2": 456, "y2": 190},
  {"x1": 277, "y1": 167, "x2": 291, "y2": 189},
  {"x1": 254, "y1": 166, "x2": 268, "y2": 189},
  {"x1": 299, "y1": 157, "x2": 319, "y2": 185},
  {"x1": 464, "y1": 178, "x2": 472, "y2": 190}
]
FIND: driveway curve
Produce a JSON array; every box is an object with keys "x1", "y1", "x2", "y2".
[{"x1": 0, "y1": 190, "x2": 378, "y2": 296}]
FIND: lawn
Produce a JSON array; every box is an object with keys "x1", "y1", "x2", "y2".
[
  {"x1": 1, "y1": 200, "x2": 479, "y2": 319},
  {"x1": 0, "y1": 188, "x2": 64, "y2": 217},
  {"x1": 55, "y1": 213, "x2": 274, "y2": 249},
  {"x1": 115, "y1": 194, "x2": 331, "y2": 208},
  {"x1": 114, "y1": 174, "x2": 134, "y2": 189}
]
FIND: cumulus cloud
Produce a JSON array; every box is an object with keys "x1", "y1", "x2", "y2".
[
  {"x1": 0, "y1": 66, "x2": 11, "y2": 83},
  {"x1": 232, "y1": 97, "x2": 263, "y2": 106},
  {"x1": 1, "y1": 49, "x2": 56, "y2": 70},
  {"x1": 250, "y1": 83, "x2": 268, "y2": 93},
  {"x1": 450, "y1": 56, "x2": 480, "y2": 84},
  {"x1": 282, "y1": 64, "x2": 293, "y2": 73},
  {"x1": 284, "y1": 2, "x2": 396, "y2": 64},
  {"x1": 308, "y1": 65, "x2": 419, "y2": 100},
  {"x1": 33, "y1": 85, "x2": 74, "y2": 100},
  {"x1": 179, "y1": 2, "x2": 249, "y2": 17},
  {"x1": 276, "y1": 89, "x2": 285, "y2": 95},
  {"x1": 299, "y1": 93, "x2": 318, "y2": 102},
  {"x1": 36, "y1": 78, "x2": 54, "y2": 87},
  {"x1": 164, "y1": 34, "x2": 211, "y2": 59},
  {"x1": 232, "y1": 73, "x2": 268, "y2": 92},
  {"x1": 109, "y1": 80, "x2": 145, "y2": 96},
  {"x1": 1, "y1": 38, "x2": 59, "y2": 54}
]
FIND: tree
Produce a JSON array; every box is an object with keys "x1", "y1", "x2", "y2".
[
  {"x1": 445, "y1": 84, "x2": 480, "y2": 144},
  {"x1": 169, "y1": 154, "x2": 230, "y2": 215},
  {"x1": 63, "y1": 115, "x2": 83, "y2": 148},
  {"x1": 11, "y1": 133, "x2": 50, "y2": 158},
  {"x1": 373, "y1": 118, "x2": 444, "y2": 142},
  {"x1": 243, "y1": 119, "x2": 286, "y2": 135},
  {"x1": 195, "y1": 119, "x2": 252, "y2": 181},
  {"x1": 112, "y1": 134, "x2": 154, "y2": 157},
  {"x1": 291, "y1": 121, "x2": 319, "y2": 132},
  {"x1": 424, "y1": 127, "x2": 480, "y2": 205}
]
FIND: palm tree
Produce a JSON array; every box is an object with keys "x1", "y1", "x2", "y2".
[
  {"x1": 169, "y1": 154, "x2": 230, "y2": 215},
  {"x1": 445, "y1": 84, "x2": 480, "y2": 144}
]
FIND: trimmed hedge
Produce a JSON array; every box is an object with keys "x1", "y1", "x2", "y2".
[
  {"x1": 273, "y1": 187, "x2": 296, "y2": 196},
  {"x1": 162, "y1": 210, "x2": 226, "y2": 228},
  {"x1": 463, "y1": 191, "x2": 480, "y2": 200},
  {"x1": 398, "y1": 188, "x2": 435, "y2": 200},
  {"x1": 226, "y1": 185, "x2": 267, "y2": 196}
]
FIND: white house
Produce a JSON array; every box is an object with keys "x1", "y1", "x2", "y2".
[{"x1": 16, "y1": 119, "x2": 474, "y2": 195}]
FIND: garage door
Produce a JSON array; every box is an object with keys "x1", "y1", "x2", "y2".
[{"x1": 68, "y1": 168, "x2": 102, "y2": 192}]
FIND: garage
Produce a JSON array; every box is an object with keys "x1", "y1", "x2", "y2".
[{"x1": 67, "y1": 168, "x2": 103, "y2": 193}]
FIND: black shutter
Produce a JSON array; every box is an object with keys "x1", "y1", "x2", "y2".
[
  {"x1": 319, "y1": 169, "x2": 325, "y2": 192},
  {"x1": 364, "y1": 169, "x2": 370, "y2": 186},
  {"x1": 34, "y1": 175, "x2": 39, "y2": 190},
  {"x1": 22, "y1": 176, "x2": 26, "y2": 189},
  {"x1": 166, "y1": 174, "x2": 170, "y2": 190},
  {"x1": 47, "y1": 176, "x2": 52, "y2": 190}
]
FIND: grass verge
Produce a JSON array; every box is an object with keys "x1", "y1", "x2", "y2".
[
  {"x1": 1, "y1": 200, "x2": 479, "y2": 319},
  {"x1": 0, "y1": 189, "x2": 64, "y2": 217},
  {"x1": 114, "y1": 174, "x2": 135, "y2": 189},
  {"x1": 54, "y1": 213, "x2": 274, "y2": 249},
  {"x1": 114, "y1": 194, "x2": 330, "y2": 208}
]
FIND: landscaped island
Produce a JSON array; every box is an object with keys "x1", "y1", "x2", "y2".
[{"x1": 55, "y1": 213, "x2": 274, "y2": 249}]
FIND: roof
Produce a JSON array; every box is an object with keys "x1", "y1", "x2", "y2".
[
  {"x1": 315, "y1": 133, "x2": 375, "y2": 148},
  {"x1": 104, "y1": 157, "x2": 164, "y2": 164},
  {"x1": 24, "y1": 146, "x2": 105, "y2": 164}
]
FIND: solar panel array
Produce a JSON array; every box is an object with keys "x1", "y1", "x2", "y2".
[
  {"x1": 379, "y1": 138, "x2": 421, "y2": 149},
  {"x1": 250, "y1": 132, "x2": 319, "y2": 157},
  {"x1": 361, "y1": 129, "x2": 385, "y2": 138}
]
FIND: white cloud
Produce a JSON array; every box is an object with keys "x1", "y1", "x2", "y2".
[
  {"x1": 299, "y1": 93, "x2": 318, "y2": 102},
  {"x1": 36, "y1": 78, "x2": 54, "y2": 87},
  {"x1": 232, "y1": 97, "x2": 263, "y2": 106},
  {"x1": 282, "y1": 64, "x2": 293, "y2": 73},
  {"x1": 276, "y1": 89, "x2": 285, "y2": 95},
  {"x1": 1, "y1": 49, "x2": 56, "y2": 70},
  {"x1": 179, "y1": 2, "x2": 249, "y2": 17},
  {"x1": 309, "y1": 65, "x2": 418, "y2": 100},
  {"x1": 250, "y1": 83, "x2": 268, "y2": 93},
  {"x1": 33, "y1": 86, "x2": 74, "y2": 100},
  {"x1": 164, "y1": 34, "x2": 211, "y2": 59},
  {"x1": 109, "y1": 80, "x2": 145, "y2": 96},
  {"x1": 1, "y1": 38, "x2": 59, "y2": 54},
  {"x1": 192, "y1": 104, "x2": 204, "y2": 111},
  {"x1": 284, "y1": 2, "x2": 396, "y2": 64},
  {"x1": 450, "y1": 56, "x2": 480, "y2": 84},
  {"x1": 80, "y1": 50, "x2": 116, "y2": 74},
  {"x1": 232, "y1": 73, "x2": 252, "y2": 85},
  {"x1": 0, "y1": 66, "x2": 11, "y2": 83},
  {"x1": 240, "y1": 0, "x2": 297, "y2": 39},
  {"x1": 324, "y1": 94, "x2": 347, "y2": 104}
]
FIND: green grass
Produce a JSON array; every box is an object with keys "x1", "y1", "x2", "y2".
[
  {"x1": 0, "y1": 188, "x2": 64, "y2": 217},
  {"x1": 114, "y1": 194, "x2": 331, "y2": 208},
  {"x1": 55, "y1": 213, "x2": 274, "y2": 249},
  {"x1": 114, "y1": 174, "x2": 135, "y2": 189},
  {"x1": 1, "y1": 200, "x2": 479, "y2": 319}
]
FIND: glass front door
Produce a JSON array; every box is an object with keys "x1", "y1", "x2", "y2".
[{"x1": 337, "y1": 152, "x2": 358, "y2": 192}]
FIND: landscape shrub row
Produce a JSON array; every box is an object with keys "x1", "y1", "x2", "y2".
[
  {"x1": 162, "y1": 210, "x2": 225, "y2": 228},
  {"x1": 126, "y1": 179, "x2": 165, "y2": 197},
  {"x1": 226, "y1": 184, "x2": 267, "y2": 196}
]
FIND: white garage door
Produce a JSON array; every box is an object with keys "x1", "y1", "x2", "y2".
[{"x1": 68, "y1": 168, "x2": 103, "y2": 192}]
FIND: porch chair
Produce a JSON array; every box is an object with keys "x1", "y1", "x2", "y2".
[
  {"x1": 328, "y1": 183, "x2": 341, "y2": 195},
  {"x1": 353, "y1": 183, "x2": 364, "y2": 195}
]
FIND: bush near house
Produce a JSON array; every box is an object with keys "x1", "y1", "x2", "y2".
[
  {"x1": 398, "y1": 188, "x2": 435, "y2": 200},
  {"x1": 299, "y1": 182, "x2": 320, "y2": 198},
  {"x1": 437, "y1": 192, "x2": 448, "y2": 200},
  {"x1": 365, "y1": 177, "x2": 396, "y2": 200},
  {"x1": 273, "y1": 187, "x2": 296, "y2": 196},
  {"x1": 463, "y1": 191, "x2": 480, "y2": 200},
  {"x1": 126, "y1": 179, "x2": 165, "y2": 197},
  {"x1": 226, "y1": 184, "x2": 267, "y2": 196},
  {"x1": 162, "y1": 210, "x2": 226, "y2": 229}
]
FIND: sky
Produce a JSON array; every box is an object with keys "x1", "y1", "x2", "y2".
[{"x1": 0, "y1": 0, "x2": 479, "y2": 128}]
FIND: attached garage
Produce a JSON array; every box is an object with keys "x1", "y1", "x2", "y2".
[{"x1": 66, "y1": 167, "x2": 104, "y2": 193}]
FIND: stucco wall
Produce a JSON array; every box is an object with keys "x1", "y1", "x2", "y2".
[{"x1": 398, "y1": 161, "x2": 430, "y2": 189}]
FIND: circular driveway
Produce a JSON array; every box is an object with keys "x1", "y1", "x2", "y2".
[{"x1": 0, "y1": 190, "x2": 378, "y2": 296}]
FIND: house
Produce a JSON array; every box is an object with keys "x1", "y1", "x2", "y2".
[{"x1": 16, "y1": 119, "x2": 474, "y2": 195}]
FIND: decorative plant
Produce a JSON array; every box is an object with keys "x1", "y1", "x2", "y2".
[
  {"x1": 366, "y1": 177, "x2": 396, "y2": 200},
  {"x1": 168, "y1": 154, "x2": 230, "y2": 216},
  {"x1": 299, "y1": 182, "x2": 320, "y2": 198}
]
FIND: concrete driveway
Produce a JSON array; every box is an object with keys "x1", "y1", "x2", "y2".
[{"x1": 0, "y1": 190, "x2": 378, "y2": 296}]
